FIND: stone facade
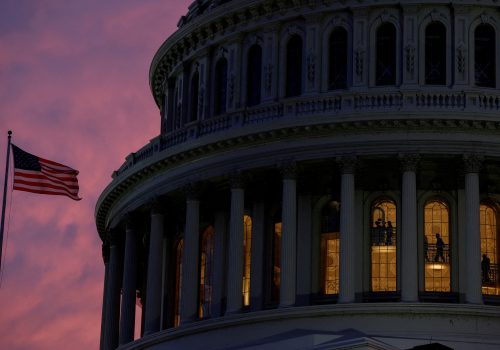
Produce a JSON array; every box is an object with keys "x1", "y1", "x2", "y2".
[{"x1": 97, "y1": 1, "x2": 500, "y2": 349}]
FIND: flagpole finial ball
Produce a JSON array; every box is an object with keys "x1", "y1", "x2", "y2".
[{"x1": 7, "y1": 130, "x2": 12, "y2": 137}]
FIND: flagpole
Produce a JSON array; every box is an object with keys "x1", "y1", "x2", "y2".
[{"x1": 0, "y1": 130, "x2": 12, "y2": 272}]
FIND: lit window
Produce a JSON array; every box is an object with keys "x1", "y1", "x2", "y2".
[
  {"x1": 247, "y1": 45, "x2": 262, "y2": 106},
  {"x1": 243, "y1": 215, "x2": 252, "y2": 306},
  {"x1": 371, "y1": 199, "x2": 397, "y2": 292},
  {"x1": 174, "y1": 239, "x2": 183, "y2": 327},
  {"x1": 425, "y1": 22, "x2": 446, "y2": 85},
  {"x1": 199, "y1": 226, "x2": 214, "y2": 318},
  {"x1": 475, "y1": 24, "x2": 496, "y2": 88},
  {"x1": 376, "y1": 23, "x2": 396, "y2": 86},
  {"x1": 480, "y1": 204, "x2": 499, "y2": 295},
  {"x1": 424, "y1": 200, "x2": 450, "y2": 292},
  {"x1": 286, "y1": 35, "x2": 303, "y2": 97},
  {"x1": 320, "y1": 201, "x2": 340, "y2": 294},
  {"x1": 328, "y1": 27, "x2": 348, "y2": 90}
]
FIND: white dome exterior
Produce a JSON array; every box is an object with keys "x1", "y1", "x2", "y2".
[{"x1": 96, "y1": 1, "x2": 500, "y2": 349}]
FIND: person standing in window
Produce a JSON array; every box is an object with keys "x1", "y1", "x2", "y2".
[
  {"x1": 482, "y1": 254, "x2": 491, "y2": 283},
  {"x1": 434, "y1": 233, "x2": 444, "y2": 262},
  {"x1": 385, "y1": 221, "x2": 393, "y2": 245}
]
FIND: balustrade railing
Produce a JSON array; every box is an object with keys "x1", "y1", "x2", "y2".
[
  {"x1": 112, "y1": 89, "x2": 500, "y2": 177},
  {"x1": 415, "y1": 92, "x2": 465, "y2": 109},
  {"x1": 483, "y1": 263, "x2": 498, "y2": 286},
  {"x1": 424, "y1": 244, "x2": 450, "y2": 264}
]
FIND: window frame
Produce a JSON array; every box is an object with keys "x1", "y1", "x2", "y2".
[{"x1": 418, "y1": 192, "x2": 458, "y2": 297}]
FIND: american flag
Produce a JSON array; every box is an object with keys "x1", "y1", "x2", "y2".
[{"x1": 11, "y1": 144, "x2": 81, "y2": 201}]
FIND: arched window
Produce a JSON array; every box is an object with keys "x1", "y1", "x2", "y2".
[
  {"x1": 214, "y1": 58, "x2": 228, "y2": 115},
  {"x1": 480, "y1": 204, "x2": 499, "y2": 295},
  {"x1": 199, "y1": 226, "x2": 214, "y2": 318},
  {"x1": 247, "y1": 45, "x2": 262, "y2": 107},
  {"x1": 173, "y1": 239, "x2": 183, "y2": 327},
  {"x1": 425, "y1": 22, "x2": 446, "y2": 85},
  {"x1": 475, "y1": 24, "x2": 496, "y2": 88},
  {"x1": 190, "y1": 71, "x2": 199, "y2": 122},
  {"x1": 243, "y1": 215, "x2": 252, "y2": 306},
  {"x1": 370, "y1": 199, "x2": 397, "y2": 292},
  {"x1": 328, "y1": 27, "x2": 348, "y2": 90},
  {"x1": 424, "y1": 200, "x2": 450, "y2": 292},
  {"x1": 376, "y1": 23, "x2": 396, "y2": 86},
  {"x1": 320, "y1": 200, "x2": 340, "y2": 295},
  {"x1": 285, "y1": 35, "x2": 303, "y2": 97}
]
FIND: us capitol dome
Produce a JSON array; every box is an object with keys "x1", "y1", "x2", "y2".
[{"x1": 96, "y1": 0, "x2": 500, "y2": 349}]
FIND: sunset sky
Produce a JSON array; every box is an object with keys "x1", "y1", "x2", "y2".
[{"x1": 0, "y1": 1, "x2": 191, "y2": 348}]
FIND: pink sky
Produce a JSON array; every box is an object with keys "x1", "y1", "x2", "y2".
[{"x1": 0, "y1": 1, "x2": 191, "y2": 349}]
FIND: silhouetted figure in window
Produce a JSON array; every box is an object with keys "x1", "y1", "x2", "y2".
[
  {"x1": 482, "y1": 254, "x2": 491, "y2": 283},
  {"x1": 385, "y1": 221, "x2": 393, "y2": 245},
  {"x1": 434, "y1": 233, "x2": 445, "y2": 262}
]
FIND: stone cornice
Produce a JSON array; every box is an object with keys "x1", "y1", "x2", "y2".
[{"x1": 95, "y1": 116, "x2": 500, "y2": 238}]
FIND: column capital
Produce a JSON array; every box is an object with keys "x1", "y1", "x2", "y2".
[
  {"x1": 336, "y1": 155, "x2": 357, "y2": 174},
  {"x1": 229, "y1": 171, "x2": 245, "y2": 189},
  {"x1": 279, "y1": 161, "x2": 299, "y2": 180},
  {"x1": 106, "y1": 228, "x2": 122, "y2": 247},
  {"x1": 124, "y1": 212, "x2": 137, "y2": 228},
  {"x1": 102, "y1": 242, "x2": 110, "y2": 264},
  {"x1": 145, "y1": 197, "x2": 165, "y2": 215},
  {"x1": 463, "y1": 154, "x2": 484, "y2": 174},
  {"x1": 183, "y1": 183, "x2": 200, "y2": 201},
  {"x1": 399, "y1": 153, "x2": 420, "y2": 172}
]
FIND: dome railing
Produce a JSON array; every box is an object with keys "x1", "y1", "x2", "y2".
[{"x1": 113, "y1": 88, "x2": 500, "y2": 178}]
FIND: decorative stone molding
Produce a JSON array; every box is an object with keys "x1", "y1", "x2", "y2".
[
  {"x1": 456, "y1": 44, "x2": 466, "y2": 73},
  {"x1": 463, "y1": 154, "x2": 484, "y2": 173},
  {"x1": 307, "y1": 51, "x2": 316, "y2": 83},
  {"x1": 405, "y1": 44, "x2": 415, "y2": 74},
  {"x1": 355, "y1": 48, "x2": 364, "y2": 79},
  {"x1": 398, "y1": 153, "x2": 420, "y2": 172}
]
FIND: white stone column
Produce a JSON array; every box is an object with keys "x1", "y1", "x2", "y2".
[
  {"x1": 99, "y1": 244, "x2": 110, "y2": 350},
  {"x1": 464, "y1": 154, "x2": 483, "y2": 304},
  {"x1": 211, "y1": 211, "x2": 227, "y2": 317},
  {"x1": 250, "y1": 201, "x2": 265, "y2": 311},
  {"x1": 226, "y1": 177, "x2": 245, "y2": 314},
  {"x1": 280, "y1": 163, "x2": 297, "y2": 307},
  {"x1": 400, "y1": 154, "x2": 419, "y2": 302},
  {"x1": 144, "y1": 204, "x2": 164, "y2": 334},
  {"x1": 180, "y1": 190, "x2": 200, "y2": 323},
  {"x1": 103, "y1": 232, "x2": 122, "y2": 350},
  {"x1": 338, "y1": 156, "x2": 356, "y2": 303},
  {"x1": 296, "y1": 193, "x2": 312, "y2": 306},
  {"x1": 119, "y1": 219, "x2": 137, "y2": 344}
]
